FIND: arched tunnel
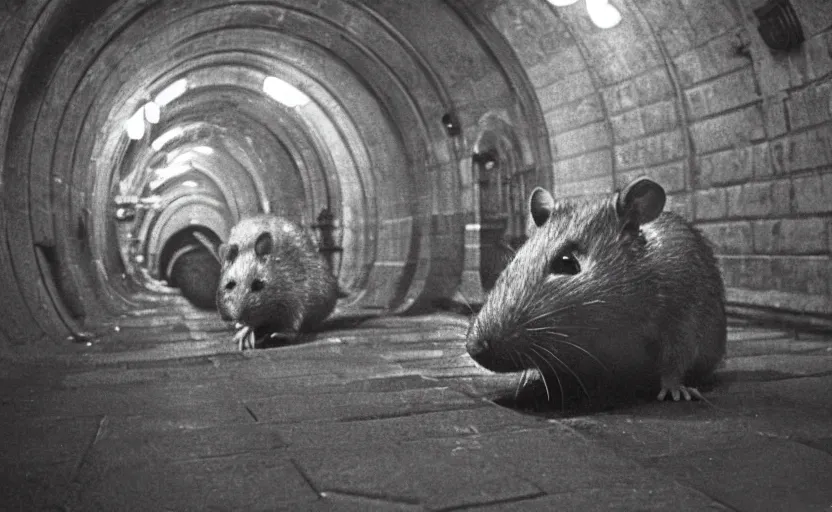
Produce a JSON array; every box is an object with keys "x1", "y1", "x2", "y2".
[
  {"x1": 2, "y1": 0, "x2": 830, "y2": 350},
  {"x1": 1, "y1": 0, "x2": 560, "y2": 347},
  {"x1": 1, "y1": 0, "x2": 831, "y2": 509}
]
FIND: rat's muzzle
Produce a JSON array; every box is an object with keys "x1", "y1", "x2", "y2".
[{"x1": 466, "y1": 334, "x2": 523, "y2": 373}]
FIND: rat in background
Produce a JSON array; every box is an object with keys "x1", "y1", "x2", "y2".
[
  {"x1": 466, "y1": 177, "x2": 726, "y2": 405},
  {"x1": 216, "y1": 214, "x2": 338, "y2": 350}
]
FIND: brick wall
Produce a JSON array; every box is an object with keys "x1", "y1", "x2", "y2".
[{"x1": 484, "y1": 0, "x2": 831, "y2": 321}]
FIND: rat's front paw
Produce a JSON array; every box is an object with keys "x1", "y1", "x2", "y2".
[
  {"x1": 233, "y1": 324, "x2": 255, "y2": 351},
  {"x1": 657, "y1": 384, "x2": 703, "y2": 401}
]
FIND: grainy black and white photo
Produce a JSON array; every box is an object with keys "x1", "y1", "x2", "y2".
[{"x1": 0, "y1": 0, "x2": 830, "y2": 509}]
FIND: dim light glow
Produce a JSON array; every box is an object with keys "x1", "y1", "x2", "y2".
[
  {"x1": 151, "y1": 126, "x2": 185, "y2": 151},
  {"x1": 181, "y1": 180, "x2": 199, "y2": 188},
  {"x1": 263, "y1": 76, "x2": 310, "y2": 108},
  {"x1": 149, "y1": 163, "x2": 191, "y2": 190},
  {"x1": 547, "y1": 0, "x2": 578, "y2": 5},
  {"x1": 125, "y1": 108, "x2": 146, "y2": 140},
  {"x1": 586, "y1": 0, "x2": 621, "y2": 29},
  {"x1": 192, "y1": 146, "x2": 215, "y2": 156},
  {"x1": 154, "y1": 79, "x2": 188, "y2": 106}
]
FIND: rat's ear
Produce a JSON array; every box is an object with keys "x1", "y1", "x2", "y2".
[
  {"x1": 616, "y1": 177, "x2": 665, "y2": 229},
  {"x1": 529, "y1": 187, "x2": 555, "y2": 228},
  {"x1": 254, "y1": 232, "x2": 274, "y2": 257},
  {"x1": 220, "y1": 243, "x2": 238, "y2": 263}
]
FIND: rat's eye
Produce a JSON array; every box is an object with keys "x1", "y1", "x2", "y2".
[{"x1": 549, "y1": 253, "x2": 580, "y2": 275}]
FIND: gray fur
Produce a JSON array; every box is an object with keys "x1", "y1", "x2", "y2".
[
  {"x1": 467, "y1": 178, "x2": 726, "y2": 401},
  {"x1": 216, "y1": 214, "x2": 337, "y2": 343}
]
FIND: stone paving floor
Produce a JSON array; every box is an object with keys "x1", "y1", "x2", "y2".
[{"x1": 1, "y1": 311, "x2": 831, "y2": 511}]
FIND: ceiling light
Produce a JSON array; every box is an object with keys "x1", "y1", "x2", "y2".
[
  {"x1": 154, "y1": 78, "x2": 188, "y2": 106},
  {"x1": 144, "y1": 101, "x2": 160, "y2": 124},
  {"x1": 549, "y1": 0, "x2": 622, "y2": 29},
  {"x1": 586, "y1": 0, "x2": 621, "y2": 29},
  {"x1": 263, "y1": 76, "x2": 310, "y2": 108}
]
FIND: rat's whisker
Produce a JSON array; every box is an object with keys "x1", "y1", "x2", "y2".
[
  {"x1": 514, "y1": 367, "x2": 528, "y2": 400},
  {"x1": 532, "y1": 342, "x2": 591, "y2": 400},
  {"x1": 528, "y1": 345, "x2": 565, "y2": 409},
  {"x1": 521, "y1": 352, "x2": 549, "y2": 402},
  {"x1": 520, "y1": 303, "x2": 580, "y2": 328},
  {"x1": 525, "y1": 327, "x2": 570, "y2": 336},
  {"x1": 456, "y1": 290, "x2": 475, "y2": 315},
  {"x1": 552, "y1": 339, "x2": 610, "y2": 373}
]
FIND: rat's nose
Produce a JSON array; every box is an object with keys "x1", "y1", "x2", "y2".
[
  {"x1": 466, "y1": 333, "x2": 523, "y2": 373},
  {"x1": 466, "y1": 336, "x2": 490, "y2": 360},
  {"x1": 466, "y1": 336, "x2": 502, "y2": 371}
]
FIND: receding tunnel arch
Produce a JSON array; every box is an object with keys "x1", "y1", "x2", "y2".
[{"x1": 0, "y1": 0, "x2": 553, "y2": 346}]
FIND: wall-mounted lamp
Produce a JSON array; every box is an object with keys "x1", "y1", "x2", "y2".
[
  {"x1": 113, "y1": 195, "x2": 161, "y2": 222},
  {"x1": 442, "y1": 112, "x2": 462, "y2": 137},
  {"x1": 114, "y1": 206, "x2": 136, "y2": 222},
  {"x1": 754, "y1": 0, "x2": 805, "y2": 51},
  {"x1": 472, "y1": 149, "x2": 499, "y2": 170}
]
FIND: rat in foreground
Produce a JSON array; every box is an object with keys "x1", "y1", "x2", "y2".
[
  {"x1": 466, "y1": 177, "x2": 726, "y2": 403},
  {"x1": 216, "y1": 214, "x2": 338, "y2": 350}
]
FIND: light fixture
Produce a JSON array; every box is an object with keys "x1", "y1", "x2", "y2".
[
  {"x1": 144, "y1": 101, "x2": 160, "y2": 124},
  {"x1": 442, "y1": 112, "x2": 461, "y2": 137},
  {"x1": 114, "y1": 206, "x2": 136, "y2": 222},
  {"x1": 586, "y1": 0, "x2": 621, "y2": 29},
  {"x1": 181, "y1": 180, "x2": 199, "y2": 188},
  {"x1": 125, "y1": 108, "x2": 146, "y2": 140},
  {"x1": 472, "y1": 149, "x2": 499, "y2": 169},
  {"x1": 155, "y1": 78, "x2": 188, "y2": 106},
  {"x1": 548, "y1": 0, "x2": 622, "y2": 29},
  {"x1": 263, "y1": 76, "x2": 311, "y2": 108}
]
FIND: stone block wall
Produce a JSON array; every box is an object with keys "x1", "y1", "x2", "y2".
[{"x1": 483, "y1": 0, "x2": 831, "y2": 322}]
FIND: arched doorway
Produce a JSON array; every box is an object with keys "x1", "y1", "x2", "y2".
[{"x1": 472, "y1": 116, "x2": 532, "y2": 292}]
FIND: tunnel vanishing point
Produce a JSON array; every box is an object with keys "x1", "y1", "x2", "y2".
[{"x1": 0, "y1": 0, "x2": 830, "y2": 352}]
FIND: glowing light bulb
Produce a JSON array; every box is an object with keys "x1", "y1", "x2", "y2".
[
  {"x1": 144, "y1": 101, "x2": 160, "y2": 124},
  {"x1": 586, "y1": 0, "x2": 621, "y2": 29},
  {"x1": 125, "y1": 108, "x2": 146, "y2": 140},
  {"x1": 263, "y1": 76, "x2": 311, "y2": 108},
  {"x1": 154, "y1": 78, "x2": 188, "y2": 106}
]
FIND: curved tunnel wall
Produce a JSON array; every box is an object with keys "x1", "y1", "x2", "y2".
[
  {"x1": 0, "y1": 0, "x2": 552, "y2": 347},
  {"x1": 474, "y1": 0, "x2": 832, "y2": 323},
  {"x1": 1, "y1": 0, "x2": 830, "y2": 351}
]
